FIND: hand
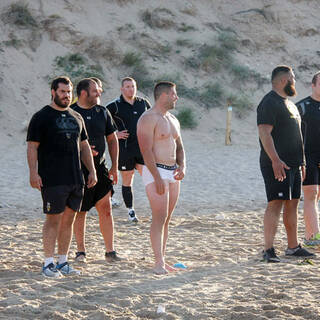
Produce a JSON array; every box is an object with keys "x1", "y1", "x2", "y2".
[
  {"x1": 116, "y1": 130, "x2": 129, "y2": 140},
  {"x1": 155, "y1": 176, "x2": 166, "y2": 195},
  {"x1": 174, "y1": 166, "x2": 185, "y2": 181},
  {"x1": 301, "y1": 165, "x2": 306, "y2": 182},
  {"x1": 108, "y1": 165, "x2": 118, "y2": 185},
  {"x1": 29, "y1": 172, "x2": 43, "y2": 191},
  {"x1": 87, "y1": 170, "x2": 97, "y2": 188},
  {"x1": 90, "y1": 145, "x2": 99, "y2": 157},
  {"x1": 272, "y1": 159, "x2": 290, "y2": 182}
]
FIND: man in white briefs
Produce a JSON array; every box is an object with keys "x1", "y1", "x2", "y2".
[{"x1": 137, "y1": 81, "x2": 186, "y2": 275}]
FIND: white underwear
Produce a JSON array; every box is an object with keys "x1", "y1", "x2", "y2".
[{"x1": 142, "y1": 164, "x2": 178, "y2": 186}]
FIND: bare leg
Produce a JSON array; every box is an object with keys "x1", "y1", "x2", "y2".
[
  {"x1": 163, "y1": 181, "x2": 180, "y2": 272},
  {"x1": 283, "y1": 199, "x2": 299, "y2": 249},
  {"x1": 264, "y1": 200, "x2": 283, "y2": 250},
  {"x1": 73, "y1": 211, "x2": 87, "y2": 253},
  {"x1": 121, "y1": 170, "x2": 134, "y2": 188},
  {"x1": 57, "y1": 206, "x2": 76, "y2": 255},
  {"x1": 146, "y1": 182, "x2": 169, "y2": 275},
  {"x1": 303, "y1": 185, "x2": 319, "y2": 239},
  {"x1": 43, "y1": 213, "x2": 62, "y2": 258},
  {"x1": 95, "y1": 191, "x2": 114, "y2": 252},
  {"x1": 135, "y1": 163, "x2": 143, "y2": 176}
]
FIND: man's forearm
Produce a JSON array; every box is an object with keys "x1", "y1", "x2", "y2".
[
  {"x1": 259, "y1": 132, "x2": 280, "y2": 162},
  {"x1": 81, "y1": 141, "x2": 96, "y2": 172},
  {"x1": 27, "y1": 144, "x2": 38, "y2": 173},
  {"x1": 107, "y1": 136, "x2": 119, "y2": 168}
]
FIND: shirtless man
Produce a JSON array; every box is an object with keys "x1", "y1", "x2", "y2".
[{"x1": 137, "y1": 81, "x2": 186, "y2": 274}]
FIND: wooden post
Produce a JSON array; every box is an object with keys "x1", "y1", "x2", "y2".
[{"x1": 225, "y1": 106, "x2": 232, "y2": 145}]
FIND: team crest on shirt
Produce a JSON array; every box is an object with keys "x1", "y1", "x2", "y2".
[{"x1": 286, "y1": 102, "x2": 300, "y2": 119}]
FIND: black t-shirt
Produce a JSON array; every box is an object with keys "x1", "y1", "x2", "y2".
[
  {"x1": 71, "y1": 103, "x2": 116, "y2": 167},
  {"x1": 296, "y1": 96, "x2": 320, "y2": 159},
  {"x1": 257, "y1": 90, "x2": 304, "y2": 167},
  {"x1": 106, "y1": 95, "x2": 151, "y2": 158},
  {"x1": 26, "y1": 105, "x2": 88, "y2": 187}
]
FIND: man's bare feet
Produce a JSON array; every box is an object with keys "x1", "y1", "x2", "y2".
[
  {"x1": 153, "y1": 265, "x2": 168, "y2": 275},
  {"x1": 165, "y1": 263, "x2": 178, "y2": 272}
]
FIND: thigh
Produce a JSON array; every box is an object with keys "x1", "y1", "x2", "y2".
[
  {"x1": 290, "y1": 167, "x2": 302, "y2": 200},
  {"x1": 146, "y1": 182, "x2": 170, "y2": 220},
  {"x1": 66, "y1": 185, "x2": 84, "y2": 212},
  {"x1": 168, "y1": 181, "x2": 180, "y2": 217},
  {"x1": 303, "y1": 163, "x2": 319, "y2": 186},
  {"x1": 121, "y1": 169, "x2": 135, "y2": 185},
  {"x1": 118, "y1": 155, "x2": 135, "y2": 171}
]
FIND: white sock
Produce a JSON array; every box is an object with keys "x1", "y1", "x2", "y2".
[
  {"x1": 57, "y1": 255, "x2": 67, "y2": 265},
  {"x1": 44, "y1": 257, "x2": 54, "y2": 267},
  {"x1": 128, "y1": 207, "x2": 134, "y2": 213}
]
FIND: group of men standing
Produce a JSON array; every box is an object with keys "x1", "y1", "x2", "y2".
[
  {"x1": 258, "y1": 66, "x2": 320, "y2": 262},
  {"x1": 27, "y1": 76, "x2": 185, "y2": 277}
]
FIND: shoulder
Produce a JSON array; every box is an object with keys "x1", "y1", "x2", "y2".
[
  {"x1": 296, "y1": 96, "x2": 311, "y2": 107},
  {"x1": 106, "y1": 97, "x2": 121, "y2": 107}
]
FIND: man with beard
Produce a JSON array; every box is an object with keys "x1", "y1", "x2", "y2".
[
  {"x1": 137, "y1": 81, "x2": 186, "y2": 274},
  {"x1": 71, "y1": 78, "x2": 120, "y2": 262},
  {"x1": 27, "y1": 76, "x2": 97, "y2": 277},
  {"x1": 296, "y1": 71, "x2": 320, "y2": 246},
  {"x1": 257, "y1": 65, "x2": 314, "y2": 262},
  {"x1": 106, "y1": 77, "x2": 151, "y2": 223}
]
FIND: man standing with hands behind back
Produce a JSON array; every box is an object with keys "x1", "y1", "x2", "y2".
[{"x1": 257, "y1": 65, "x2": 314, "y2": 263}]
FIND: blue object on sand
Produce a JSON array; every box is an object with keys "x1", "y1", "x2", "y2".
[{"x1": 173, "y1": 262, "x2": 187, "y2": 269}]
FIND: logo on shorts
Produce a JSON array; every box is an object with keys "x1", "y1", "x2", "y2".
[
  {"x1": 122, "y1": 166, "x2": 126, "y2": 170},
  {"x1": 87, "y1": 116, "x2": 91, "y2": 120},
  {"x1": 47, "y1": 202, "x2": 51, "y2": 212},
  {"x1": 278, "y1": 192, "x2": 283, "y2": 197},
  {"x1": 66, "y1": 133, "x2": 71, "y2": 139}
]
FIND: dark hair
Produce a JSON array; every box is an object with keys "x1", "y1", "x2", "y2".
[
  {"x1": 271, "y1": 65, "x2": 292, "y2": 82},
  {"x1": 50, "y1": 76, "x2": 72, "y2": 91},
  {"x1": 312, "y1": 71, "x2": 320, "y2": 85},
  {"x1": 154, "y1": 81, "x2": 176, "y2": 101},
  {"x1": 90, "y1": 77, "x2": 102, "y2": 88},
  {"x1": 121, "y1": 77, "x2": 136, "y2": 87},
  {"x1": 76, "y1": 78, "x2": 96, "y2": 97}
]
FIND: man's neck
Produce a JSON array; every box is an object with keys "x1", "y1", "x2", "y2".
[
  {"x1": 311, "y1": 93, "x2": 320, "y2": 102},
  {"x1": 77, "y1": 98, "x2": 95, "y2": 109},
  {"x1": 123, "y1": 95, "x2": 135, "y2": 105},
  {"x1": 50, "y1": 102, "x2": 69, "y2": 111},
  {"x1": 153, "y1": 102, "x2": 168, "y2": 116},
  {"x1": 272, "y1": 87, "x2": 287, "y2": 99}
]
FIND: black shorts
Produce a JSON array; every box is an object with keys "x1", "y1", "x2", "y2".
[
  {"x1": 81, "y1": 165, "x2": 114, "y2": 212},
  {"x1": 41, "y1": 184, "x2": 83, "y2": 214},
  {"x1": 260, "y1": 166, "x2": 301, "y2": 202},
  {"x1": 303, "y1": 158, "x2": 320, "y2": 186},
  {"x1": 118, "y1": 154, "x2": 144, "y2": 171}
]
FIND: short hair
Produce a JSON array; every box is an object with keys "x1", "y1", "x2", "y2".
[
  {"x1": 271, "y1": 65, "x2": 292, "y2": 82},
  {"x1": 76, "y1": 78, "x2": 96, "y2": 97},
  {"x1": 90, "y1": 77, "x2": 102, "y2": 88},
  {"x1": 312, "y1": 71, "x2": 320, "y2": 85},
  {"x1": 154, "y1": 81, "x2": 176, "y2": 101},
  {"x1": 51, "y1": 76, "x2": 72, "y2": 91},
  {"x1": 121, "y1": 77, "x2": 136, "y2": 87}
]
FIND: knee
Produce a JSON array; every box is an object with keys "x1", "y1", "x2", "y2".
[
  {"x1": 97, "y1": 204, "x2": 112, "y2": 217},
  {"x1": 304, "y1": 189, "x2": 318, "y2": 201}
]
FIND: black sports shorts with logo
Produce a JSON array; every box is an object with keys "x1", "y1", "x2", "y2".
[{"x1": 260, "y1": 166, "x2": 301, "y2": 202}]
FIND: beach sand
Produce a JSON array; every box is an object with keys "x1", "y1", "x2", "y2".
[{"x1": 1, "y1": 123, "x2": 320, "y2": 319}]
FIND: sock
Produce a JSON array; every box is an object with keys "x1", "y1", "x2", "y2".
[
  {"x1": 57, "y1": 254, "x2": 67, "y2": 265},
  {"x1": 44, "y1": 257, "x2": 54, "y2": 267},
  {"x1": 122, "y1": 185, "x2": 133, "y2": 208}
]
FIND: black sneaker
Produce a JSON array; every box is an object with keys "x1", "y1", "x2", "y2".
[
  {"x1": 262, "y1": 247, "x2": 280, "y2": 263},
  {"x1": 105, "y1": 251, "x2": 121, "y2": 262},
  {"x1": 285, "y1": 244, "x2": 315, "y2": 257},
  {"x1": 128, "y1": 209, "x2": 138, "y2": 223}
]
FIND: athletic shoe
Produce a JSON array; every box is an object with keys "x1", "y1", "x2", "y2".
[
  {"x1": 105, "y1": 251, "x2": 121, "y2": 262},
  {"x1": 56, "y1": 262, "x2": 81, "y2": 275},
  {"x1": 285, "y1": 244, "x2": 315, "y2": 257},
  {"x1": 75, "y1": 251, "x2": 86, "y2": 263},
  {"x1": 42, "y1": 263, "x2": 62, "y2": 278},
  {"x1": 262, "y1": 247, "x2": 280, "y2": 263},
  {"x1": 111, "y1": 198, "x2": 121, "y2": 208},
  {"x1": 128, "y1": 209, "x2": 138, "y2": 223}
]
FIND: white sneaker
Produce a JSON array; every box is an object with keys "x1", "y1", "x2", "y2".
[
  {"x1": 42, "y1": 263, "x2": 62, "y2": 278},
  {"x1": 75, "y1": 252, "x2": 86, "y2": 263},
  {"x1": 56, "y1": 262, "x2": 81, "y2": 275},
  {"x1": 111, "y1": 198, "x2": 121, "y2": 208},
  {"x1": 128, "y1": 209, "x2": 138, "y2": 223}
]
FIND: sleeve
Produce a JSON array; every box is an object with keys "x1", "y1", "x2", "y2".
[
  {"x1": 104, "y1": 108, "x2": 117, "y2": 136},
  {"x1": 80, "y1": 117, "x2": 88, "y2": 141},
  {"x1": 257, "y1": 98, "x2": 277, "y2": 126},
  {"x1": 26, "y1": 112, "x2": 42, "y2": 142}
]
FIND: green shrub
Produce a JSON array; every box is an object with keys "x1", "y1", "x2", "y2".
[
  {"x1": 177, "y1": 23, "x2": 196, "y2": 32},
  {"x1": 199, "y1": 83, "x2": 225, "y2": 108},
  {"x1": 231, "y1": 64, "x2": 268, "y2": 85},
  {"x1": 218, "y1": 31, "x2": 238, "y2": 51},
  {"x1": 227, "y1": 93, "x2": 254, "y2": 117},
  {"x1": 176, "y1": 107, "x2": 198, "y2": 129},
  {"x1": 5, "y1": 2, "x2": 37, "y2": 28},
  {"x1": 122, "y1": 51, "x2": 142, "y2": 67}
]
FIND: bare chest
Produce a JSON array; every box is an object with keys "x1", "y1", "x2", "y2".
[{"x1": 154, "y1": 116, "x2": 178, "y2": 141}]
